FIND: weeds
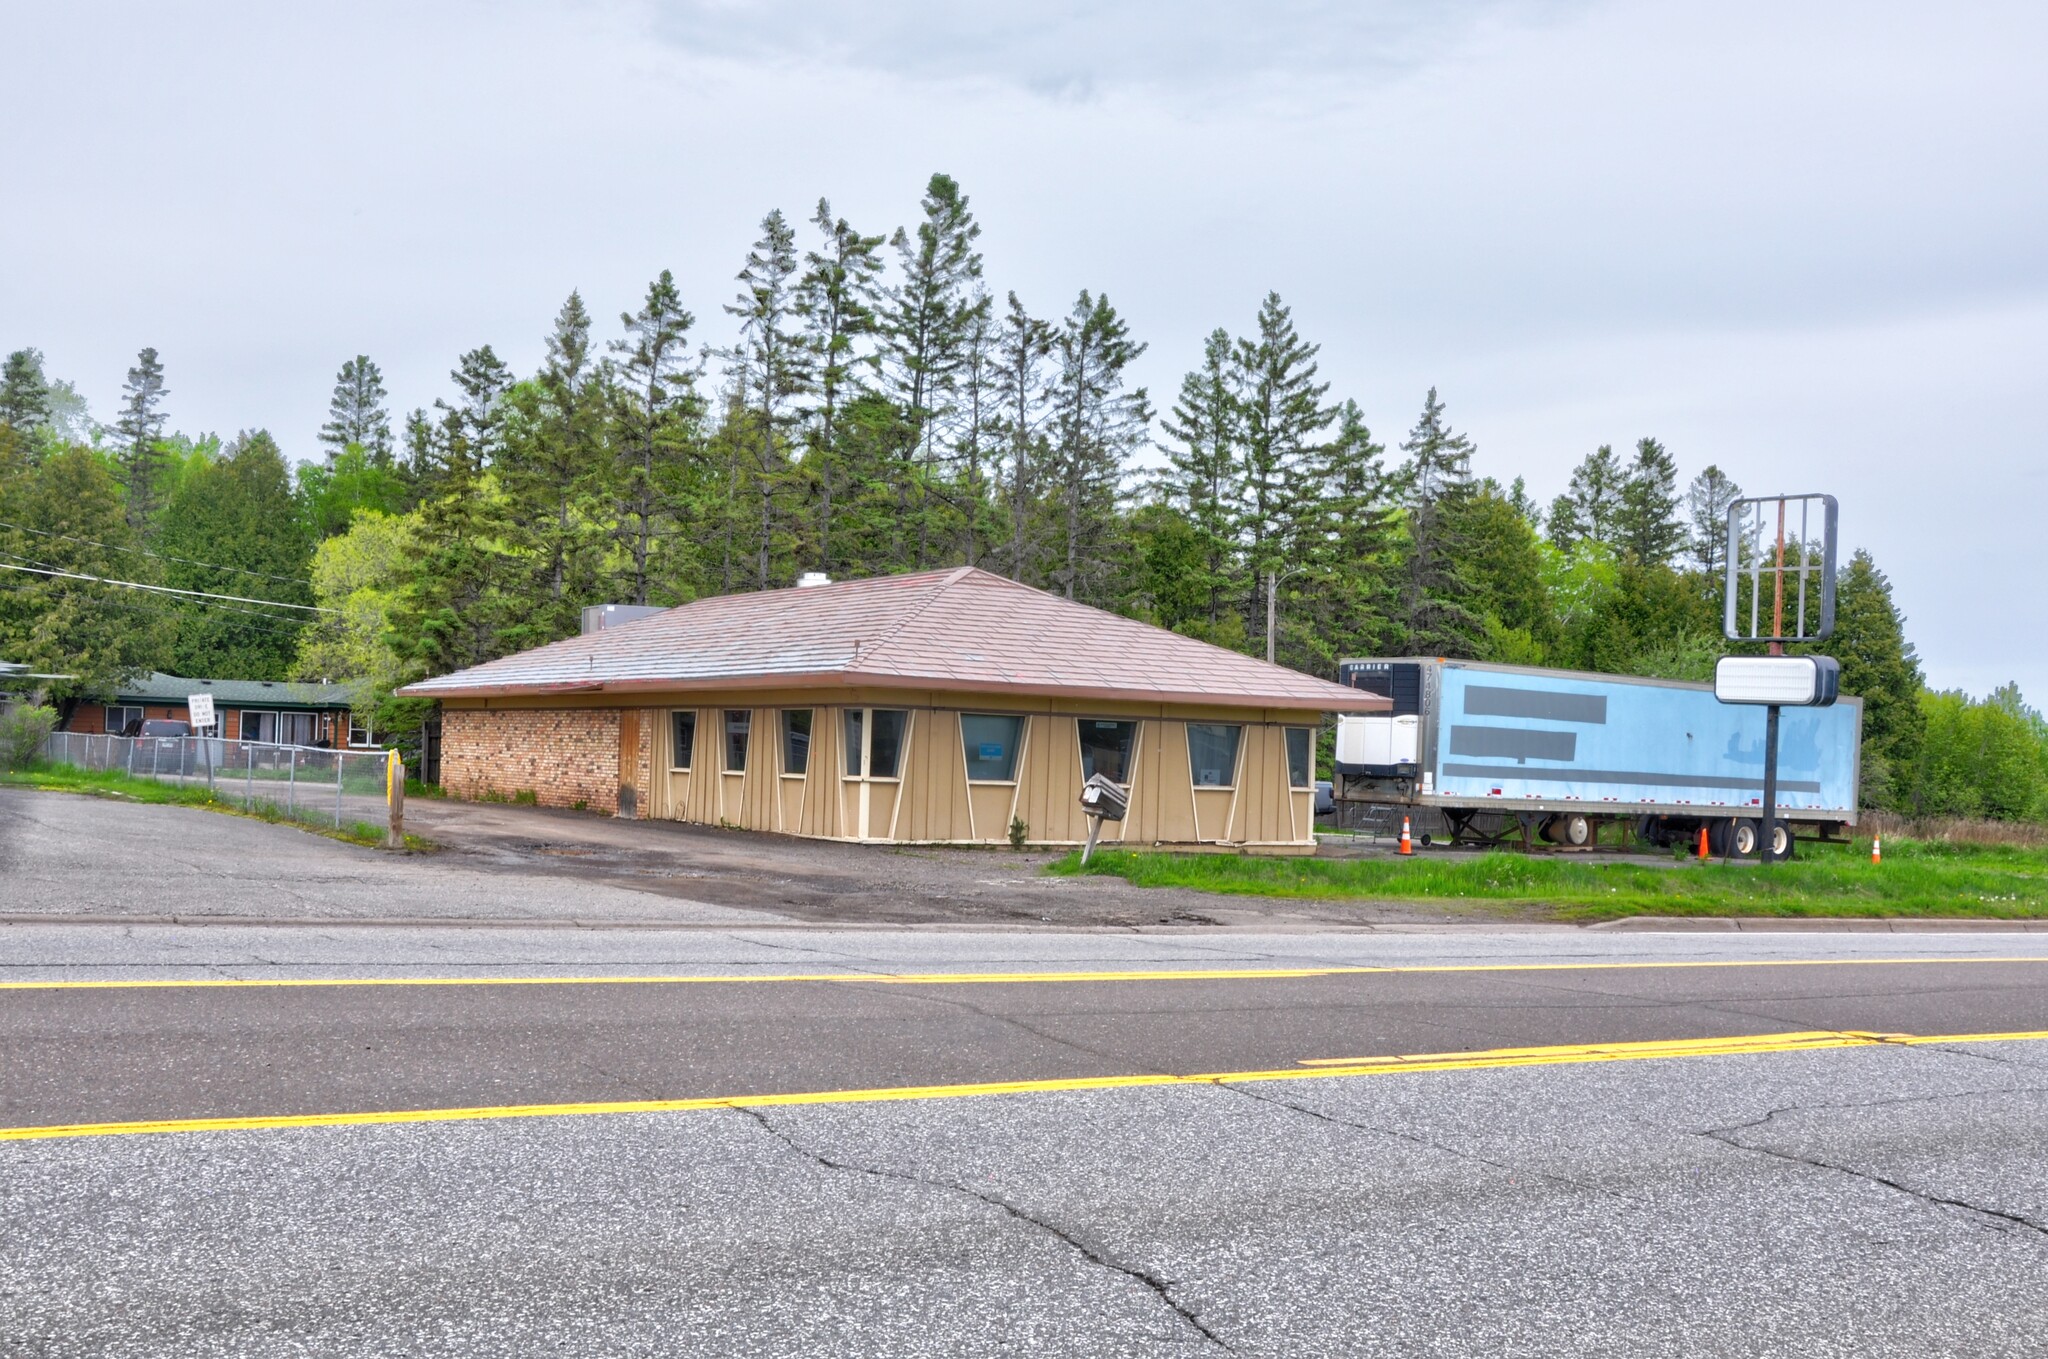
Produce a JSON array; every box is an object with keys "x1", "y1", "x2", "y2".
[{"x1": 1050, "y1": 836, "x2": 2048, "y2": 920}]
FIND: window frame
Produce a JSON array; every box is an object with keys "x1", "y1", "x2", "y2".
[
  {"x1": 1186, "y1": 722, "x2": 1244, "y2": 790},
  {"x1": 348, "y1": 714, "x2": 376, "y2": 748},
  {"x1": 841, "y1": 707, "x2": 909, "y2": 783},
  {"x1": 1285, "y1": 726, "x2": 1314, "y2": 790},
  {"x1": 959, "y1": 713, "x2": 1025, "y2": 784},
  {"x1": 669, "y1": 711, "x2": 696, "y2": 772},
  {"x1": 240, "y1": 710, "x2": 279, "y2": 745},
  {"x1": 723, "y1": 709, "x2": 751, "y2": 774},
  {"x1": 104, "y1": 705, "x2": 143, "y2": 735},
  {"x1": 1077, "y1": 718, "x2": 1140, "y2": 787},
  {"x1": 781, "y1": 708, "x2": 813, "y2": 778}
]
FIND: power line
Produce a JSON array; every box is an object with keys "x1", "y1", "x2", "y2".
[
  {"x1": 0, "y1": 574, "x2": 322, "y2": 641},
  {"x1": 0, "y1": 518, "x2": 312, "y2": 587},
  {"x1": 0, "y1": 560, "x2": 338, "y2": 613}
]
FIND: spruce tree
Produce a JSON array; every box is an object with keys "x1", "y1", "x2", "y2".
[
  {"x1": 881, "y1": 173, "x2": 985, "y2": 565},
  {"x1": 1398, "y1": 387, "x2": 1483, "y2": 655},
  {"x1": 1822, "y1": 549, "x2": 1925, "y2": 808},
  {"x1": 0, "y1": 349, "x2": 50, "y2": 435},
  {"x1": 1616, "y1": 436, "x2": 1683, "y2": 565},
  {"x1": 432, "y1": 346, "x2": 511, "y2": 482},
  {"x1": 1547, "y1": 443, "x2": 1626, "y2": 550},
  {"x1": 498, "y1": 291, "x2": 610, "y2": 641},
  {"x1": 1684, "y1": 464, "x2": 1743, "y2": 578},
  {"x1": 1233, "y1": 293, "x2": 1333, "y2": 634},
  {"x1": 1157, "y1": 327, "x2": 1243, "y2": 631},
  {"x1": 318, "y1": 355, "x2": 394, "y2": 463},
  {"x1": 724, "y1": 209, "x2": 813, "y2": 588},
  {"x1": 992, "y1": 292, "x2": 1054, "y2": 584},
  {"x1": 795, "y1": 199, "x2": 885, "y2": 574},
  {"x1": 609, "y1": 270, "x2": 699, "y2": 604},
  {"x1": 1046, "y1": 291, "x2": 1148, "y2": 603},
  {"x1": 113, "y1": 346, "x2": 170, "y2": 529},
  {"x1": 1295, "y1": 399, "x2": 1403, "y2": 667}
]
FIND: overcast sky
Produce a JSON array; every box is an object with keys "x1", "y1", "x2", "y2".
[{"x1": 7, "y1": 1, "x2": 2044, "y2": 698}]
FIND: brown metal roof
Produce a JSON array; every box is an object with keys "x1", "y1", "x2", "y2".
[{"x1": 399, "y1": 567, "x2": 1388, "y2": 712}]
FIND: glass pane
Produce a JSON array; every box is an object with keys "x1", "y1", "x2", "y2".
[
  {"x1": 670, "y1": 711, "x2": 695, "y2": 769},
  {"x1": 782, "y1": 709, "x2": 812, "y2": 775},
  {"x1": 1187, "y1": 723, "x2": 1241, "y2": 787},
  {"x1": 281, "y1": 713, "x2": 317, "y2": 747},
  {"x1": 843, "y1": 709, "x2": 863, "y2": 776},
  {"x1": 1078, "y1": 719, "x2": 1138, "y2": 784},
  {"x1": 724, "y1": 710, "x2": 751, "y2": 772},
  {"x1": 1286, "y1": 727, "x2": 1312, "y2": 788},
  {"x1": 243, "y1": 711, "x2": 276, "y2": 744},
  {"x1": 960, "y1": 714, "x2": 1023, "y2": 782},
  {"x1": 870, "y1": 709, "x2": 907, "y2": 779}
]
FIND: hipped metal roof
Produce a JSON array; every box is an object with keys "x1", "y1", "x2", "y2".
[
  {"x1": 400, "y1": 567, "x2": 1387, "y2": 713},
  {"x1": 116, "y1": 671, "x2": 362, "y2": 709}
]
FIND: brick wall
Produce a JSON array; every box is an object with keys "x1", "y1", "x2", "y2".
[{"x1": 442, "y1": 707, "x2": 627, "y2": 814}]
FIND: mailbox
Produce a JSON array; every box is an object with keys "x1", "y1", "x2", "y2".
[{"x1": 1079, "y1": 772, "x2": 1129, "y2": 822}]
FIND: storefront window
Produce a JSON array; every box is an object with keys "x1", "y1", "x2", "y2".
[
  {"x1": 782, "y1": 709, "x2": 812, "y2": 775},
  {"x1": 1078, "y1": 719, "x2": 1137, "y2": 784},
  {"x1": 670, "y1": 711, "x2": 695, "y2": 770},
  {"x1": 869, "y1": 709, "x2": 907, "y2": 779},
  {"x1": 724, "y1": 710, "x2": 751, "y2": 772},
  {"x1": 960, "y1": 714, "x2": 1024, "y2": 782},
  {"x1": 1286, "y1": 727, "x2": 1313, "y2": 789},
  {"x1": 1187, "y1": 723, "x2": 1241, "y2": 788}
]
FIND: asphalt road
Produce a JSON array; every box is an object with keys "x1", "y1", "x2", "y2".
[{"x1": 5, "y1": 924, "x2": 2048, "y2": 1356}]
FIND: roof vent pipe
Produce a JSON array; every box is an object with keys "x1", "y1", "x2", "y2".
[{"x1": 796, "y1": 572, "x2": 831, "y2": 588}]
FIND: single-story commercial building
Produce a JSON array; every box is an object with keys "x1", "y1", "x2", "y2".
[
  {"x1": 401, "y1": 567, "x2": 1385, "y2": 853},
  {"x1": 57, "y1": 672, "x2": 371, "y2": 747}
]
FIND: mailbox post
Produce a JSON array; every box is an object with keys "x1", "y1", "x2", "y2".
[{"x1": 1077, "y1": 773, "x2": 1129, "y2": 866}]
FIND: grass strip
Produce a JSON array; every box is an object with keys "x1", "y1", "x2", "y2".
[
  {"x1": 0, "y1": 763, "x2": 432, "y2": 852},
  {"x1": 1048, "y1": 838, "x2": 2048, "y2": 920}
]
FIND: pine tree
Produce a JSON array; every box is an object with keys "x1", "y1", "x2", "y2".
[
  {"x1": 1398, "y1": 387, "x2": 1483, "y2": 655},
  {"x1": 881, "y1": 173, "x2": 984, "y2": 566},
  {"x1": 1233, "y1": 293, "x2": 1333, "y2": 634},
  {"x1": 1823, "y1": 549, "x2": 1925, "y2": 808},
  {"x1": 1684, "y1": 464, "x2": 1743, "y2": 578},
  {"x1": 498, "y1": 291, "x2": 610, "y2": 642},
  {"x1": 1616, "y1": 436, "x2": 1683, "y2": 565},
  {"x1": 153, "y1": 430, "x2": 314, "y2": 679},
  {"x1": 1045, "y1": 291, "x2": 1148, "y2": 603},
  {"x1": 1157, "y1": 328, "x2": 1243, "y2": 631},
  {"x1": 1547, "y1": 444, "x2": 1625, "y2": 550},
  {"x1": 610, "y1": 271, "x2": 699, "y2": 604},
  {"x1": 0, "y1": 349, "x2": 50, "y2": 435},
  {"x1": 318, "y1": 356, "x2": 394, "y2": 463},
  {"x1": 992, "y1": 292, "x2": 1054, "y2": 583},
  {"x1": 1503, "y1": 475, "x2": 1541, "y2": 529},
  {"x1": 113, "y1": 346, "x2": 170, "y2": 529},
  {"x1": 1293, "y1": 399, "x2": 1403, "y2": 668},
  {"x1": 432, "y1": 346, "x2": 511, "y2": 482},
  {"x1": 724, "y1": 209, "x2": 812, "y2": 588},
  {"x1": 795, "y1": 199, "x2": 885, "y2": 574},
  {"x1": 951, "y1": 294, "x2": 1001, "y2": 566}
]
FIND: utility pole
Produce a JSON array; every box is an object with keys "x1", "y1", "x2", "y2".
[{"x1": 1265, "y1": 566, "x2": 1306, "y2": 665}]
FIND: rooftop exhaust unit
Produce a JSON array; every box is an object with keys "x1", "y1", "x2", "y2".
[
  {"x1": 796, "y1": 572, "x2": 832, "y2": 588},
  {"x1": 580, "y1": 604, "x2": 665, "y2": 635}
]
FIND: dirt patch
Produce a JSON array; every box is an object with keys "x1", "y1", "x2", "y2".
[{"x1": 403, "y1": 800, "x2": 1520, "y2": 930}]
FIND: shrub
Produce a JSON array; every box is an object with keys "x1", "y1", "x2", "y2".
[
  {"x1": 0, "y1": 704, "x2": 57, "y2": 771},
  {"x1": 1008, "y1": 815, "x2": 1029, "y2": 850}
]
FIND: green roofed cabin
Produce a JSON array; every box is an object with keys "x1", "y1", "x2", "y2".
[{"x1": 56, "y1": 672, "x2": 372, "y2": 749}]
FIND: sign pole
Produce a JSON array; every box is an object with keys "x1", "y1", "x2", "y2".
[{"x1": 1760, "y1": 704, "x2": 1781, "y2": 865}]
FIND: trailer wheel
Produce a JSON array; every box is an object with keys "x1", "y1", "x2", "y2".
[
  {"x1": 1767, "y1": 823, "x2": 1796, "y2": 860},
  {"x1": 1730, "y1": 819, "x2": 1761, "y2": 858}
]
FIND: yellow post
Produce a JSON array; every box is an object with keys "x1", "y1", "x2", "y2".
[{"x1": 386, "y1": 750, "x2": 406, "y2": 850}]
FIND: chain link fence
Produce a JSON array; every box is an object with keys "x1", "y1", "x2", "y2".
[{"x1": 41, "y1": 731, "x2": 395, "y2": 832}]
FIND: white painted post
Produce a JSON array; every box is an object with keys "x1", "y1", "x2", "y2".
[{"x1": 287, "y1": 748, "x2": 297, "y2": 816}]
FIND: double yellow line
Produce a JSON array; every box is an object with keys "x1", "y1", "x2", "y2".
[{"x1": 5, "y1": 1027, "x2": 2043, "y2": 1144}]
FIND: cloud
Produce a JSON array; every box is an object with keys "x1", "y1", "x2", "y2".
[{"x1": 649, "y1": 0, "x2": 1574, "y2": 100}]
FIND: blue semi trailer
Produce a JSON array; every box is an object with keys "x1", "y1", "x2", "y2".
[{"x1": 1332, "y1": 658, "x2": 1863, "y2": 857}]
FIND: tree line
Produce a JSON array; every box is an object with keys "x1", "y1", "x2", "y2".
[{"x1": 0, "y1": 173, "x2": 2038, "y2": 818}]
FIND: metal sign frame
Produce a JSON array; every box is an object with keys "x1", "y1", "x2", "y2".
[{"x1": 1724, "y1": 493, "x2": 1837, "y2": 645}]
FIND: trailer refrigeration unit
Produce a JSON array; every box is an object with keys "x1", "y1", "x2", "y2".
[{"x1": 1332, "y1": 658, "x2": 1863, "y2": 857}]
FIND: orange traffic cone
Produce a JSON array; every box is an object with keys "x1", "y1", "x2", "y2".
[
  {"x1": 1872, "y1": 835, "x2": 1881, "y2": 865},
  {"x1": 1697, "y1": 826, "x2": 1710, "y2": 861},
  {"x1": 1399, "y1": 816, "x2": 1413, "y2": 856}
]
